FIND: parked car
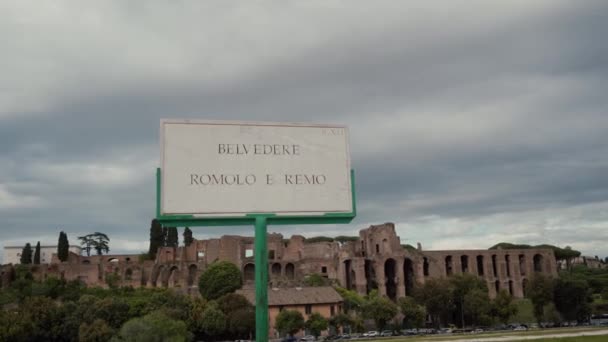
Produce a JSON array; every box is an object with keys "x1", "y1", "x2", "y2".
[
  {"x1": 362, "y1": 331, "x2": 378, "y2": 337},
  {"x1": 380, "y1": 330, "x2": 393, "y2": 336}
]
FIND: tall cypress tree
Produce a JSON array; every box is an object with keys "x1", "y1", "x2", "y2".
[
  {"x1": 162, "y1": 226, "x2": 168, "y2": 247},
  {"x1": 33, "y1": 241, "x2": 41, "y2": 264},
  {"x1": 20, "y1": 243, "x2": 32, "y2": 264},
  {"x1": 167, "y1": 227, "x2": 178, "y2": 248},
  {"x1": 148, "y1": 219, "x2": 164, "y2": 259},
  {"x1": 183, "y1": 227, "x2": 194, "y2": 247},
  {"x1": 57, "y1": 231, "x2": 69, "y2": 262}
]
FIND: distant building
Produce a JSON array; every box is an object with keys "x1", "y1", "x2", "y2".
[
  {"x1": 3, "y1": 245, "x2": 82, "y2": 264},
  {"x1": 237, "y1": 286, "x2": 343, "y2": 338},
  {"x1": 0, "y1": 223, "x2": 558, "y2": 302}
]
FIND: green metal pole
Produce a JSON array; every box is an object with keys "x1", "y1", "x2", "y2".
[{"x1": 254, "y1": 215, "x2": 269, "y2": 342}]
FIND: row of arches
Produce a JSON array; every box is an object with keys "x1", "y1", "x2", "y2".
[
  {"x1": 243, "y1": 262, "x2": 295, "y2": 282},
  {"x1": 444, "y1": 254, "x2": 545, "y2": 278},
  {"x1": 149, "y1": 264, "x2": 198, "y2": 288}
]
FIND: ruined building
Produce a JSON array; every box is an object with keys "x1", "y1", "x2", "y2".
[{"x1": 0, "y1": 223, "x2": 557, "y2": 300}]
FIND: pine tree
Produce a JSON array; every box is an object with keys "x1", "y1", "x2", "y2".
[
  {"x1": 33, "y1": 241, "x2": 41, "y2": 264},
  {"x1": 20, "y1": 243, "x2": 32, "y2": 264},
  {"x1": 183, "y1": 227, "x2": 194, "y2": 247},
  {"x1": 58, "y1": 231, "x2": 69, "y2": 262},
  {"x1": 167, "y1": 227, "x2": 178, "y2": 248},
  {"x1": 148, "y1": 219, "x2": 164, "y2": 259}
]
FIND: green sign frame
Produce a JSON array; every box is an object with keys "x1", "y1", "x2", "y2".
[{"x1": 155, "y1": 168, "x2": 356, "y2": 341}]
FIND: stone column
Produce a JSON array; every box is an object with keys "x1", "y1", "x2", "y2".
[
  {"x1": 396, "y1": 258, "x2": 405, "y2": 298},
  {"x1": 375, "y1": 260, "x2": 386, "y2": 297},
  {"x1": 354, "y1": 260, "x2": 367, "y2": 296}
]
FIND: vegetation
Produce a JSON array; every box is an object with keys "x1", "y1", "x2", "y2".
[
  {"x1": 183, "y1": 227, "x2": 193, "y2": 247},
  {"x1": 57, "y1": 231, "x2": 69, "y2": 262},
  {"x1": 79, "y1": 232, "x2": 110, "y2": 256},
  {"x1": 362, "y1": 290, "x2": 398, "y2": 331},
  {"x1": 305, "y1": 312, "x2": 328, "y2": 338},
  {"x1": 0, "y1": 268, "x2": 254, "y2": 342},
  {"x1": 148, "y1": 219, "x2": 163, "y2": 259},
  {"x1": 304, "y1": 273, "x2": 332, "y2": 287},
  {"x1": 20, "y1": 243, "x2": 33, "y2": 264},
  {"x1": 275, "y1": 309, "x2": 305, "y2": 337},
  {"x1": 198, "y1": 261, "x2": 242, "y2": 300},
  {"x1": 166, "y1": 227, "x2": 179, "y2": 248},
  {"x1": 34, "y1": 241, "x2": 41, "y2": 264}
]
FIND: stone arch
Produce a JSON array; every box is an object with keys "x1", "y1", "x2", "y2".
[
  {"x1": 151, "y1": 265, "x2": 164, "y2": 287},
  {"x1": 533, "y1": 254, "x2": 543, "y2": 272},
  {"x1": 508, "y1": 280, "x2": 513, "y2": 295},
  {"x1": 384, "y1": 258, "x2": 397, "y2": 300},
  {"x1": 423, "y1": 257, "x2": 429, "y2": 277},
  {"x1": 519, "y1": 254, "x2": 526, "y2": 276},
  {"x1": 343, "y1": 260, "x2": 353, "y2": 289},
  {"x1": 285, "y1": 263, "x2": 295, "y2": 280},
  {"x1": 271, "y1": 263, "x2": 281, "y2": 278},
  {"x1": 445, "y1": 255, "x2": 453, "y2": 276},
  {"x1": 188, "y1": 264, "x2": 198, "y2": 287},
  {"x1": 165, "y1": 266, "x2": 179, "y2": 287},
  {"x1": 494, "y1": 280, "x2": 500, "y2": 294},
  {"x1": 244, "y1": 263, "x2": 255, "y2": 282},
  {"x1": 404, "y1": 258, "x2": 414, "y2": 296},
  {"x1": 108, "y1": 258, "x2": 119, "y2": 263},
  {"x1": 491, "y1": 255, "x2": 498, "y2": 277},
  {"x1": 477, "y1": 255, "x2": 484, "y2": 276},
  {"x1": 461, "y1": 255, "x2": 469, "y2": 273},
  {"x1": 505, "y1": 254, "x2": 511, "y2": 277}
]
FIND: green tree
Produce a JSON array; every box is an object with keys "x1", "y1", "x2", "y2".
[
  {"x1": 361, "y1": 291, "x2": 398, "y2": 331},
  {"x1": 91, "y1": 232, "x2": 110, "y2": 255},
  {"x1": 415, "y1": 278, "x2": 454, "y2": 328},
  {"x1": 79, "y1": 319, "x2": 114, "y2": 342},
  {"x1": 148, "y1": 219, "x2": 164, "y2": 259},
  {"x1": 329, "y1": 313, "x2": 352, "y2": 334},
  {"x1": 305, "y1": 312, "x2": 328, "y2": 338},
  {"x1": 398, "y1": 296, "x2": 425, "y2": 328},
  {"x1": 228, "y1": 307, "x2": 255, "y2": 340},
  {"x1": 78, "y1": 234, "x2": 94, "y2": 257},
  {"x1": 217, "y1": 293, "x2": 252, "y2": 315},
  {"x1": 491, "y1": 290, "x2": 518, "y2": 324},
  {"x1": 275, "y1": 309, "x2": 305, "y2": 337},
  {"x1": 450, "y1": 274, "x2": 489, "y2": 328},
  {"x1": 113, "y1": 311, "x2": 189, "y2": 342},
  {"x1": 553, "y1": 277, "x2": 592, "y2": 322},
  {"x1": 201, "y1": 302, "x2": 227, "y2": 338},
  {"x1": 162, "y1": 226, "x2": 168, "y2": 246},
  {"x1": 58, "y1": 231, "x2": 69, "y2": 262},
  {"x1": 20, "y1": 243, "x2": 32, "y2": 264},
  {"x1": 304, "y1": 273, "x2": 331, "y2": 287},
  {"x1": 463, "y1": 288, "x2": 492, "y2": 327},
  {"x1": 528, "y1": 274, "x2": 554, "y2": 325},
  {"x1": 166, "y1": 227, "x2": 178, "y2": 248},
  {"x1": 33, "y1": 241, "x2": 41, "y2": 264},
  {"x1": 183, "y1": 227, "x2": 194, "y2": 247},
  {"x1": 198, "y1": 261, "x2": 243, "y2": 300},
  {"x1": 335, "y1": 287, "x2": 365, "y2": 313}
]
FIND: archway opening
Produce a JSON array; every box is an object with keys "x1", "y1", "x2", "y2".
[
  {"x1": 285, "y1": 263, "x2": 295, "y2": 280},
  {"x1": 404, "y1": 258, "x2": 414, "y2": 296},
  {"x1": 384, "y1": 258, "x2": 397, "y2": 301},
  {"x1": 244, "y1": 263, "x2": 255, "y2": 283}
]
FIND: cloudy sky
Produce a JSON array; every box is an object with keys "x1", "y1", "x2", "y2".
[{"x1": 2, "y1": 1, "x2": 607, "y2": 261}]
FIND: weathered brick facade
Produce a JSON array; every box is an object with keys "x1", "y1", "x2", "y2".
[{"x1": 0, "y1": 223, "x2": 557, "y2": 299}]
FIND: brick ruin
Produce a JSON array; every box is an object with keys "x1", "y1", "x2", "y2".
[{"x1": 0, "y1": 223, "x2": 557, "y2": 299}]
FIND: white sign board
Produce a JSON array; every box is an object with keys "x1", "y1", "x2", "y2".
[{"x1": 160, "y1": 120, "x2": 352, "y2": 216}]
